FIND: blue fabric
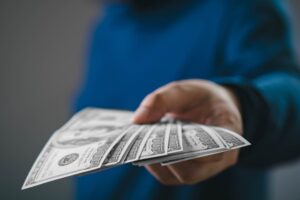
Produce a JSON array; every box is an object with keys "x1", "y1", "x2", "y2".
[{"x1": 74, "y1": 0, "x2": 300, "y2": 199}]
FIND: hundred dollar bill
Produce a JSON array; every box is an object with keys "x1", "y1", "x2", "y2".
[
  {"x1": 103, "y1": 125, "x2": 144, "y2": 166},
  {"x1": 161, "y1": 126, "x2": 249, "y2": 165},
  {"x1": 58, "y1": 108, "x2": 133, "y2": 133},
  {"x1": 123, "y1": 125, "x2": 156, "y2": 163},
  {"x1": 167, "y1": 122, "x2": 183, "y2": 153},
  {"x1": 210, "y1": 126, "x2": 250, "y2": 149},
  {"x1": 138, "y1": 124, "x2": 170, "y2": 160},
  {"x1": 134, "y1": 122, "x2": 183, "y2": 166},
  {"x1": 23, "y1": 108, "x2": 251, "y2": 189},
  {"x1": 178, "y1": 124, "x2": 226, "y2": 153},
  {"x1": 136, "y1": 124, "x2": 226, "y2": 165},
  {"x1": 22, "y1": 108, "x2": 133, "y2": 189},
  {"x1": 22, "y1": 127, "x2": 128, "y2": 189}
]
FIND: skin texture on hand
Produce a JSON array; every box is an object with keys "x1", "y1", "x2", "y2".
[{"x1": 132, "y1": 80, "x2": 243, "y2": 185}]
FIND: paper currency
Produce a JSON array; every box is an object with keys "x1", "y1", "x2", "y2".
[
  {"x1": 134, "y1": 124, "x2": 227, "y2": 165},
  {"x1": 22, "y1": 108, "x2": 250, "y2": 189},
  {"x1": 22, "y1": 108, "x2": 132, "y2": 189},
  {"x1": 138, "y1": 124, "x2": 169, "y2": 160},
  {"x1": 167, "y1": 122, "x2": 183, "y2": 153},
  {"x1": 123, "y1": 125, "x2": 155, "y2": 163},
  {"x1": 160, "y1": 126, "x2": 250, "y2": 165},
  {"x1": 103, "y1": 125, "x2": 144, "y2": 166}
]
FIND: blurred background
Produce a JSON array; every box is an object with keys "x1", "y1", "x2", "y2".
[{"x1": 0, "y1": 0, "x2": 299, "y2": 199}]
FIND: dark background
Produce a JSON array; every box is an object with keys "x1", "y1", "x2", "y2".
[{"x1": 0, "y1": 1, "x2": 299, "y2": 199}]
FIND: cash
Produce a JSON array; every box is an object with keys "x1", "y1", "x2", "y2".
[{"x1": 22, "y1": 108, "x2": 250, "y2": 189}]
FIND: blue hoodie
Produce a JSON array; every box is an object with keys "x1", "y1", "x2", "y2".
[{"x1": 75, "y1": 0, "x2": 300, "y2": 199}]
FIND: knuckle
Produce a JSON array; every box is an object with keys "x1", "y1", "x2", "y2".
[
  {"x1": 153, "y1": 92, "x2": 164, "y2": 102},
  {"x1": 213, "y1": 153, "x2": 225, "y2": 162},
  {"x1": 228, "y1": 155, "x2": 238, "y2": 167},
  {"x1": 167, "y1": 81, "x2": 185, "y2": 93},
  {"x1": 231, "y1": 157, "x2": 238, "y2": 166},
  {"x1": 147, "y1": 92, "x2": 165, "y2": 107},
  {"x1": 157, "y1": 178, "x2": 170, "y2": 185},
  {"x1": 228, "y1": 160, "x2": 236, "y2": 167},
  {"x1": 157, "y1": 177, "x2": 176, "y2": 186},
  {"x1": 217, "y1": 108, "x2": 231, "y2": 119},
  {"x1": 210, "y1": 104, "x2": 223, "y2": 116},
  {"x1": 177, "y1": 172, "x2": 195, "y2": 185},
  {"x1": 183, "y1": 178, "x2": 198, "y2": 185},
  {"x1": 225, "y1": 113, "x2": 239, "y2": 124}
]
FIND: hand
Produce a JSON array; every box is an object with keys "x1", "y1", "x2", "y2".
[{"x1": 132, "y1": 79, "x2": 243, "y2": 185}]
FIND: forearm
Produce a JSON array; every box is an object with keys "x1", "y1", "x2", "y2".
[{"x1": 222, "y1": 72, "x2": 300, "y2": 168}]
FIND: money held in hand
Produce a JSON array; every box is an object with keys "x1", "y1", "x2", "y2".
[{"x1": 22, "y1": 108, "x2": 250, "y2": 189}]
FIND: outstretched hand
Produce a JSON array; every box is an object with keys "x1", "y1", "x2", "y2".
[{"x1": 132, "y1": 80, "x2": 243, "y2": 185}]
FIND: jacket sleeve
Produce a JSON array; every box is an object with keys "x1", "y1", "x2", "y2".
[{"x1": 212, "y1": 0, "x2": 300, "y2": 168}]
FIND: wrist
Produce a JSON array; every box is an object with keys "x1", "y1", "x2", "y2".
[{"x1": 223, "y1": 86, "x2": 242, "y2": 114}]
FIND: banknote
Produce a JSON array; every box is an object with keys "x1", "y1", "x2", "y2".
[
  {"x1": 57, "y1": 107, "x2": 132, "y2": 133},
  {"x1": 22, "y1": 108, "x2": 132, "y2": 189},
  {"x1": 211, "y1": 127, "x2": 250, "y2": 149},
  {"x1": 22, "y1": 128, "x2": 128, "y2": 189},
  {"x1": 23, "y1": 108, "x2": 251, "y2": 189},
  {"x1": 161, "y1": 126, "x2": 250, "y2": 165},
  {"x1": 138, "y1": 124, "x2": 169, "y2": 160},
  {"x1": 167, "y1": 122, "x2": 183, "y2": 153},
  {"x1": 103, "y1": 125, "x2": 144, "y2": 166},
  {"x1": 123, "y1": 125, "x2": 156, "y2": 163},
  {"x1": 134, "y1": 124, "x2": 226, "y2": 165}
]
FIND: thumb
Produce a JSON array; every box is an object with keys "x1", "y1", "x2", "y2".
[
  {"x1": 132, "y1": 92, "x2": 168, "y2": 124},
  {"x1": 132, "y1": 82, "x2": 202, "y2": 124}
]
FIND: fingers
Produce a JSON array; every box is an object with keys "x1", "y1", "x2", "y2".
[
  {"x1": 192, "y1": 153, "x2": 225, "y2": 163},
  {"x1": 145, "y1": 164, "x2": 180, "y2": 185},
  {"x1": 166, "y1": 152, "x2": 235, "y2": 185},
  {"x1": 169, "y1": 105, "x2": 212, "y2": 124},
  {"x1": 145, "y1": 151, "x2": 238, "y2": 186},
  {"x1": 133, "y1": 80, "x2": 242, "y2": 185},
  {"x1": 132, "y1": 81, "x2": 209, "y2": 124},
  {"x1": 205, "y1": 102, "x2": 243, "y2": 134},
  {"x1": 132, "y1": 92, "x2": 168, "y2": 124}
]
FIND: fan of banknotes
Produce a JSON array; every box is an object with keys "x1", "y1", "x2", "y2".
[{"x1": 22, "y1": 108, "x2": 250, "y2": 189}]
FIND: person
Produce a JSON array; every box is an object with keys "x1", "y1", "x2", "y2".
[{"x1": 74, "y1": 0, "x2": 300, "y2": 199}]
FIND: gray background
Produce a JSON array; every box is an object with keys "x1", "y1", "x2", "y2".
[{"x1": 0, "y1": 1, "x2": 299, "y2": 200}]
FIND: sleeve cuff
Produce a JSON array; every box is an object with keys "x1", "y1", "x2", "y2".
[{"x1": 210, "y1": 76, "x2": 271, "y2": 165}]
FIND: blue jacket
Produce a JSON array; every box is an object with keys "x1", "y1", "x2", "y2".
[{"x1": 75, "y1": 0, "x2": 300, "y2": 199}]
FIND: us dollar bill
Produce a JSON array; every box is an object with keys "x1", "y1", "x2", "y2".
[
  {"x1": 180, "y1": 124, "x2": 225, "y2": 152},
  {"x1": 22, "y1": 108, "x2": 133, "y2": 189},
  {"x1": 58, "y1": 108, "x2": 133, "y2": 133},
  {"x1": 134, "y1": 122, "x2": 183, "y2": 165},
  {"x1": 167, "y1": 122, "x2": 183, "y2": 153},
  {"x1": 161, "y1": 125, "x2": 249, "y2": 165},
  {"x1": 210, "y1": 126, "x2": 250, "y2": 149},
  {"x1": 123, "y1": 125, "x2": 156, "y2": 163},
  {"x1": 138, "y1": 124, "x2": 169, "y2": 160},
  {"x1": 103, "y1": 125, "x2": 144, "y2": 166},
  {"x1": 136, "y1": 124, "x2": 226, "y2": 165},
  {"x1": 23, "y1": 108, "x2": 251, "y2": 189},
  {"x1": 22, "y1": 127, "x2": 128, "y2": 189}
]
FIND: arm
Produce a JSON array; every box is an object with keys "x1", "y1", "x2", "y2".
[
  {"x1": 132, "y1": 0, "x2": 300, "y2": 185},
  {"x1": 215, "y1": 0, "x2": 300, "y2": 167}
]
